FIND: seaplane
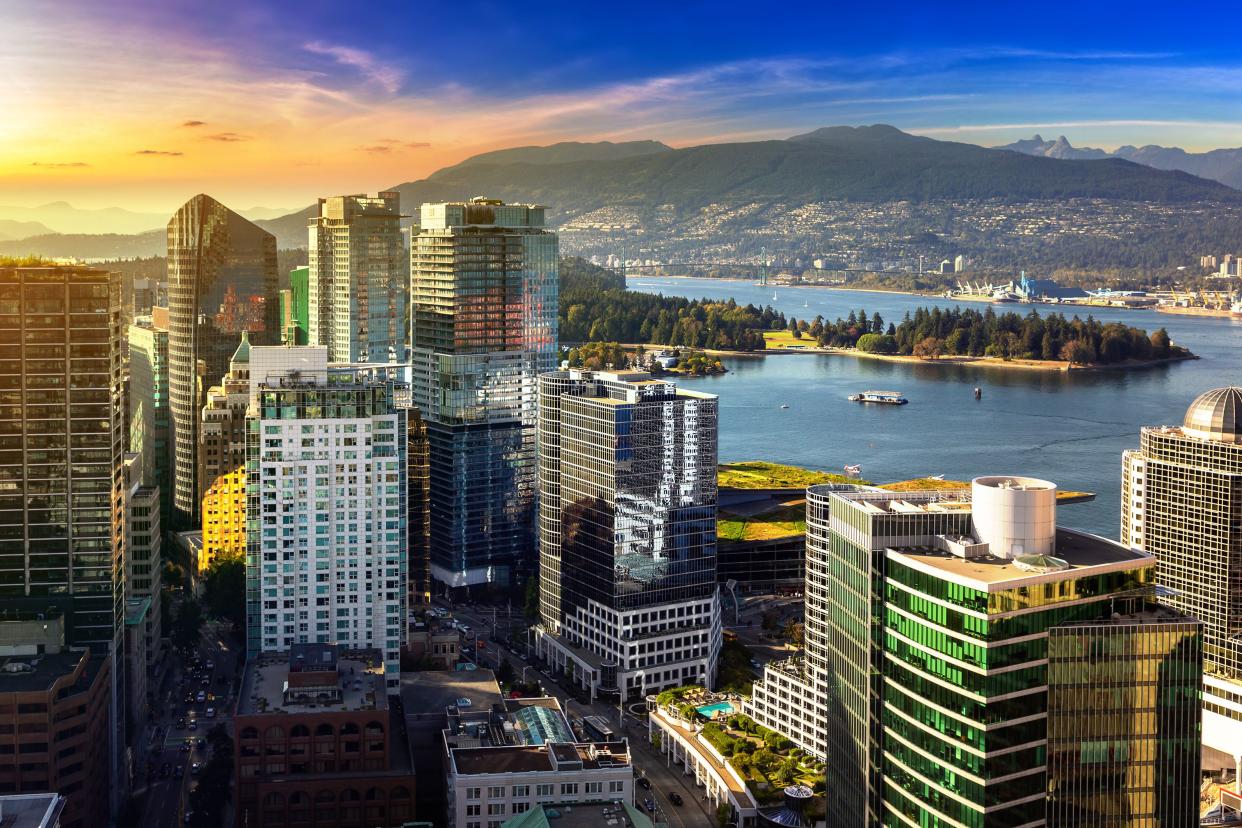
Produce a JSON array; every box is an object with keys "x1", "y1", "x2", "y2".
[{"x1": 843, "y1": 464, "x2": 862, "y2": 475}]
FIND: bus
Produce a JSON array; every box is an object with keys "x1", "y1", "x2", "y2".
[{"x1": 582, "y1": 715, "x2": 616, "y2": 742}]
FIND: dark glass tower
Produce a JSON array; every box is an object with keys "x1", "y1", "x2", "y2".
[
  {"x1": 410, "y1": 198, "x2": 557, "y2": 588},
  {"x1": 0, "y1": 265, "x2": 122, "y2": 649},
  {"x1": 167, "y1": 195, "x2": 277, "y2": 527},
  {"x1": 534, "y1": 370, "x2": 720, "y2": 701}
]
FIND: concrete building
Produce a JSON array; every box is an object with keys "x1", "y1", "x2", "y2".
[
  {"x1": 501, "y1": 802, "x2": 652, "y2": 828},
  {"x1": 308, "y1": 192, "x2": 407, "y2": 363},
  {"x1": 410, "y1": 198, "x2": 558, "y2": 588},
  {"x1": 646, "y1": 703, "x2": 759, "y2": 826},
  {"x1": 404, "y1": 618, "x2": 459, "y2": 669},
  {"x1": 199, "y1": 332, "x2": 251, "y2": 572},
  {"x1": 747, "y1": 477, "x2": 1192, "y2": 827},
  {"x1": 245, "y1": 346, "x2": 408, "y2": 687},
  {"x1": 234, "y1": 645, "x2": 415, "y2": 828},
  {"x1": 167, "y1": 194, "x2": 278, "y2": 528},
  {"x1": 0, "y1": 618, "x2": 111, "y2": 828},
  {"x1": 1123, "y1": 386, "x2": 1242, "y2": 778},
  {"x1": 444, "y1": 696, "x2": 633, "y2": 828},
  {"x1": 122, "y1": 597, "x2": 151, "y2": 736},
  {"x1": 0, "y1": 793, "x2": 66, "y2": 828},
  {"x1": 121, "y1": 452, "x2": 162, "y2": 680},
  {"x1": 533, "y1": 370, "x2": 721, "y2": 702},
  {"x1": 127, "y1": 310, "x2": 171, "y2": 527}
]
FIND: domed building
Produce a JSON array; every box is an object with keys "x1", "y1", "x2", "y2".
[{"x1": 1123, "y1": 386, "x2": 1242, "y2": 778}]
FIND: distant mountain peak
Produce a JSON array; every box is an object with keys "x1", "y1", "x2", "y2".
[
  {"x1": 996, "y1": 134, "x2": 1109, "y2": 161},
  {"x1": 443, "y1": 140, "x2": 672, "y2": 173},
  {"x1": 997, "y1": 135, "x2": 1242, "y2": 189},
  {"x1": 787, "y1": 124, "x2": 918, "y2": 143}
]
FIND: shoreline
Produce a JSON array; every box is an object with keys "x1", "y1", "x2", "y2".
[{"x1": 620, "y1": 343, "x2": 1197, "y2": 373}]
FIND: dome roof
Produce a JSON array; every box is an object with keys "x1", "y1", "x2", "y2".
[{"x1": 1183, "y1": 387, "x2": 1242, "y2": 443}]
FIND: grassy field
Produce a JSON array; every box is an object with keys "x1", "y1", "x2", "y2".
[
  {"x1": 718, "y1": 503, "x2": 807, "y2": 542},
  {"x1": 762, "y1": 330, "x2": 818, "y2": 350},
  {"x1": 718, "y1": 460, "x2": 863, "y2": 489},
  {"x1": 878, "y1": 478, "x2": 1094, "y2": 502}
]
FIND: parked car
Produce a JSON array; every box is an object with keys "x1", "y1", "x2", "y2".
[
  {"x1": 196, "y1": 690, "x2": 205, "y2": 703},
  {"x1": 187, "y1": 719, "x2": 197, "y2": 731},
  {"x1": 668, "y1": 792, "x2": 683, "y2": 806},
  {"x1": 205, "y1": 707, "x2": 216, "y2": 719},
  {"x1": 190, "y1": 763, "x2": 201, "y2": 775},
  {"x1": 636, "y1": 777, "x2": 651, "y2": 790},
  {"x1": 176, "y1": 717, "x2": 186, "y2": 729},
  {"x1": 643, "y1": 798, "x2": 656, "y2": 813}
]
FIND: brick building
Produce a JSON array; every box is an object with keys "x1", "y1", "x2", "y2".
[{"x1": 234, "y1": 645, "x2": 415, "y2": 827}]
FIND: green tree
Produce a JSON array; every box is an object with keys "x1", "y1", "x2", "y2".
[
  {"x1": 497, "y1": 658, "x2": 516, "y2": 685},
  {"x1": 202, "y1": 555, "x2": 245, "y2": 631},
  {"x1": 172, "y1": 599, "x2": 203, "y2": 655},
  {"x1": 523, "y1": 577, "x2": 540, "y2": 619},
  {"x1": 1150, "y1": 328, "x2": 1172, "y2": 358}
]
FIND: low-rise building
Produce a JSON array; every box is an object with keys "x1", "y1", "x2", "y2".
[
  {"x1": 233, "y1": 645, "x2": 415, "y2": 828},
  {"x1": 445, "y1": 697, "x2": 633, "y2": 828},
  {"x1": 0, "y1": 619, "x2": 110, "y2": 828},
  {"x1": 501, "y1": 801, "x2": 652, "y2": 828},
  {"x1": 0, "y1": 793, "x2": 66, "y2": 828},
  {"x1": 405, "y1": 620, "x2": 459, "y2": 670},
  {"x1": 647, "y1": 705, "x2": 758, "y2": 827}
]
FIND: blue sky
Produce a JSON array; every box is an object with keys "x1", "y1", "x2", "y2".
[{"x1": 5, "y1": 0, "x2": 1242, "y2": 209}]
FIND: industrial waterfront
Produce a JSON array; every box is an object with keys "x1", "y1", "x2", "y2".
[{"x1": 629, "y1": 276, "x2": 1242, "y2": 537}]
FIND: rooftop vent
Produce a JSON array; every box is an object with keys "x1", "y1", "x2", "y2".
[{"x1": 1012, "y1": 553, "x2": 1070, "y2": 574}]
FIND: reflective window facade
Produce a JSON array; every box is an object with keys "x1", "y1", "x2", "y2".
[
  {"x1": 0, "y1": 266, "x2": 122, "y2": 649},
  {"x1": 1046, "y1": 615, "x2": 1202, "y2": 827},
  {"x1": 409, "y1": 199, "x2": 557, "y2": 587},
  {"x1": 128, "y1": 318, "x2": 171, "y2": 527},
  {"x1": 167, "y1": 195, "x2": 278, "y2": 527},
  {"x1": 535, "y1": 370, "x2": 720, "y2": 700},
  {"x1": 308, "y1": 192, "x2": 406, "y2": 363}
]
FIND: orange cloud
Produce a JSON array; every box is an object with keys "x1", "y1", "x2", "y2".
[
  {"x1": 31, "y1": 161, "x2": 90, "y2": 168},
  {"x1": 206, "y1": 132, "x2": 250, "y2": 142},
  {"x1": 181, "y1": 120, "x2": 207, "y2": 128},
  {"x1": 136, "y1": 149, "x2": 184, "y2": 156}
]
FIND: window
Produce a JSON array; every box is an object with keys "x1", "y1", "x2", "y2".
[
  {"x1": 466, "y1": 805, "x2": 480, "y2": 816},
  {"x1": 466, "y1": 788, "x2": 480, "y2": 800},
  {"x1": 586, "y1": 782, "x2": 602, "y2": 794},
  {"x1": 512, "y1": 785, "x2": 530, "y2": 798},
  {"x1": 560, "y1": 783, "x2": 578, "y2": 796},
  {"x1": 487, "y1": 804, "x2": 505, "y2": 815},
  {"x1": 536, "y1": 784, "x2": 553, "y2": 798},
  {"x1": 609, "y1": 781, "x2": 625, "y2": 793},
  {"x1": 487, "y1": 786, "x2": 504, "y2": 799}
]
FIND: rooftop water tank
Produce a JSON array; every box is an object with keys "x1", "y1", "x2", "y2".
[{"x1": 971, "y1": 476, "x2": 1056, "y2": 559}]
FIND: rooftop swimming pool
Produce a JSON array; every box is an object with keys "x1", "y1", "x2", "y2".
[{"x1": 697, "y1": 701, "x2": 735, "y2": 717}]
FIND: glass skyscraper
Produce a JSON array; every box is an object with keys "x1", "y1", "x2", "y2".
[
  {"x1": 749, "y1": 477, "x2": 1197, "y2": 827},
  {"x1": 167, "y1": 194, "x2": 278, "y2": 527},
  {"x1": 533, "y1": 370, "x2": 721, "y2": 701},
  {"x1": 1123, "y1": 386, "x2": 1242, "y2": 779},
  {"x1": 308, "y1": 192, "x2": 407, "y2": 363},
  {"x1": 127, "y1": 309, "x2": 171, "y2": 530},
  {"x1": 409, "y1": 198, "x2": 558, "y2": 588}
]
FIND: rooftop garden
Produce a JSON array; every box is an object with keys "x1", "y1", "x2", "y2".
[
  {"x1": 878, "y1": 478, "x2": 1094, "y2": 502},
  {"x1": 702, "y1": 713, "x2": 825, "y2": 803},
  {"x1": 717, "y1": 502, "x2": 807, "y2": 542},
  {"x1": 718, "y1": 461, "x2": 865, "y2": 489}
]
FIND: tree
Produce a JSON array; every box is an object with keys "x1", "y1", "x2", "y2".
[
  {"x1": 497, "y1": 658, "x2": 516, "y2": 685},
  {"x1": 912, "y1": 337, "x2": 942, "y2": 360},
  {"x1": 202, "y1": 555, "x2": 245, "y2": 631},
  {"x1": 1060, "y1": 340, "x2": 1096, "y2": 365},
  {"x1": 172, "y1": 599, "x2": 203, "y2": 655},
  {"x1": 1150, "y1": 327, "x2": 1172, "y2": 358},
  {"x1": 523, "y1": 577, "x2": 540, "y2": 619},
  {"x1": 856, "y1": 333, "x2": 898, "y2": 354}
]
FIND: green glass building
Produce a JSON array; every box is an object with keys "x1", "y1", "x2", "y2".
[
  {"x1": 814, "y1": 478, "x2": 1198, "y2": 828},
  {"x1": 280, "y1": 265, "x2": 310, "y2": 346}
]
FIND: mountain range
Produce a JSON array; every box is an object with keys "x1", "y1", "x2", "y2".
[{"x1": 997, "y1": 135, "x2": 1242, "y2": 190}]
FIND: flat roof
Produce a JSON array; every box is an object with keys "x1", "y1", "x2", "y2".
[
  {"x1": 399, "y1": 668, "x2": 502, "y2": 719},
  {"x1": 238, "y1": 650, "x2": 387, "y2": 715},
  {"x1": 0, "y1": 649, "x2": 101, "y2": 694},
  {"x1": 889, "y1": 528, "x2": 1151, "y2": 592},
  {"x1": 0, "y1": 793, "x2": 65, "y2": 827},
  {"x1": 505, "y1": 802, "x2": 653, "y2": 828},
  {"x1": 453, "y1": 741, "x2": 630, "y2": 776}
]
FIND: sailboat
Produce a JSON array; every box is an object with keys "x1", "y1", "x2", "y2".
[
  {"x1": 802, "y1": 299, "x2": 809, "y2": 308},
  {"x1": 772, "y1": 291, "x2": 778, "y2": 301}
]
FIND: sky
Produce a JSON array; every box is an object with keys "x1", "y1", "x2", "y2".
[{"x1": 4, "y1": 0, "x2": 1242, "y2": 214}]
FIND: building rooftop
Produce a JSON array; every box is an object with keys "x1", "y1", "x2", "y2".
[
  {"x1": 124, "y1": 596, "x2": 151, "y2": 626},
  {"x1": 452, "y1": 741, "x2": 630, "y2": 777},
  {"x1": 1183, "y1": 386, "x2": 1242, "y2": 443},
  {"x1": 0, "y1": 793, "x2": 66, "y2": 828},
  {"x1": 502, "y1": 801, "x2": 653, "y2": 828},
  {"x1": 889, "y1": 527, "x2": 1151, "y2": 591},
  {"x1": 237, "y1": 650, "x2": 386, "y2": 715},
  {"x1": 0, "y1": 649, "x2": 101, "y2": 694},
  {"x1": 399, "y1": 668, "x2": 503, "y2": 721}
]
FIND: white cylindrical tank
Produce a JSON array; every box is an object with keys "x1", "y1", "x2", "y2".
[{"x1": 971, "y1": 476, "x2": 1057, "y2": 559}]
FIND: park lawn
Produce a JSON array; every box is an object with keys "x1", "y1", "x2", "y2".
[
  {"x1": 718, "y1": 503, "x2": 807, "y2": 542},
  {"x1": 879, "y1": 478, "x2": 1094, "y2": 503},
  {"x1": 718, "y1": 460, "x2": 861, "y2": 489},
  {"x1": 762, "y1": 330, "x2": 816, "y2": 350}
]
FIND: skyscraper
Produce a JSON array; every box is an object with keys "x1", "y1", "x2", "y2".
[
  {"x1": 199, "y1": 332, "x2": 250, "y2": 571},
  {"x1": 127, "y1": 308, "x2": 171, "y2": 528},
  {"x1": 280, "y1": 265, "x2": 310, "y2": 346},
  {"x1": 1123, "y1": 386, "x2": 1242, "y2": 772},
  {"x1": 533, "y1": 369, "x2": 720, "y2": 701},
  {"x1": 410, "y1": 198, "x2": 558, "y2": 588},
  {"x1": 167, "y1": 194, "x2": 278, "y2": 528},
  {"x1": 308, "y1": 192, "x2": 406, "y2": 363},
  {"x1": 245, "y1": 346, "x2": 408, "y2": 687},
  {"x1": 747, "y1": 477, "x2": 1190, "y2": 827}
]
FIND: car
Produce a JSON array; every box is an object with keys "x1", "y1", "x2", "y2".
[
  {"x1": 205, "y1": 707, "x2": 216, "y2": 718},
  {"x1": 206, "y1": 660, "x2": 214, "y2": 670},
  {"x1": 173, "y1": 766, "x2": 184, "y2": 778},
  {"x1": 196, "y1": 738, "x2": 206, "y2": 749},
  {"x1": 190, "y1": 762, "x2": 201, "y2": 775},
  {"x1": 187, "y1": 719, "x2": 197, "y2": 731},
  {"x1": 183, "y1": 812, "x2": 193, "y2": 824},
  {"x1": 181, "y1": 741, "x2": 192, "y2": 752},
  {"x1": 668, "y1": 792, "x2": 683, "y2": 807},
  {"x1": 636, "y1": 777, "x2": 651, "y2": 790},
  {"x1": 196, "y1": 691, "x2": 206, "y2": 703},
  {"x1": 643, "y1": 798, "x2": 656, "y2": 813}
]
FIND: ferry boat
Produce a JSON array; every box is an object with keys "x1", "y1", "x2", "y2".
[{"x1": 847, "y1": 390, "x2": 909, "y2": 405}]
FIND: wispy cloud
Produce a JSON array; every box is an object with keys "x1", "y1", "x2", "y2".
[
  {"x1": 31, "y1": 161, "x2": 90, "y2": 168},
  {"x1": 358, "y1": 144, "x2": 393, "y2": 154},
  {"x1": 180, "y1": 120, "x2": 206, "y2": 127},
  {"x1": 303, "y1": 41, "x2": 402, "y2": 94},
  {"x1": 206, "y1": 132, "x2": 251, "y2": 142},
  {"x1": 135, "y1": 149, "x2": 184, "y2": 156}
]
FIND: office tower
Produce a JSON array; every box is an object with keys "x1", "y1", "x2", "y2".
[
  {"x1": 533, "y1": 369, "x2": 721, "y2": 701},
  {"x1": 280, "y1": 265, "x2": 310, "y2": 346},
  {"x1": 308, "y1": 192, "x2": 406, "y2": 363},
  {"x1": 1123, "y1": 386, "x2": 1242, "y2": 771},
  {"x1": 410, "y1": 197, "x2": 558, "y2": 588},
  {"x1": 121, "y1": 452, "x2": 162, "y2": 681},
  {"x1": 1046, "y1": 608, "x2": 1201, "y2": 826},
  {"x1": 127, "y1": 309, "x2": 172, "y2": 528},
  {"x1": 0, "y1": 618, "x2": 111, "y2": 828},
  {"x1": 199, "y1": 332, "x2": 251, "y2": 571},
  {"x1": 747, "y1": 477, "x2": 1184, "y2": 827},
  {"x1": 245, "y1": 346, "x2": 408, "y2": 687},
  {"x1": 407, "y1": 410, "x2": 431, "y2": 608},
  {"x1": 167, "y1": 194, "x2": 278, "y2": 528}
]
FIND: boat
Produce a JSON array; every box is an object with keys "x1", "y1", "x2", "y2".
[
  {"x1": 780, "y1": 404, "x2": 789, "y2": 409},
  {"x1": 772, "y1": 292, "x2": 778, "y2": 301},
  {"x1": 929, "y1": 474, "x2": 945, "y2": 480},
  {"x1": 973, "y1": 387, "x2": 982, "y2": 400},
  {"x1": 843, "y1": 464, "x2": 862, "y2": 474},
  {"x1": 847, "y1": 390, "x2": 909, "y2": 405},
  {"x1": 802, "y1": 300, "x2": 809, "y2": 308}
]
